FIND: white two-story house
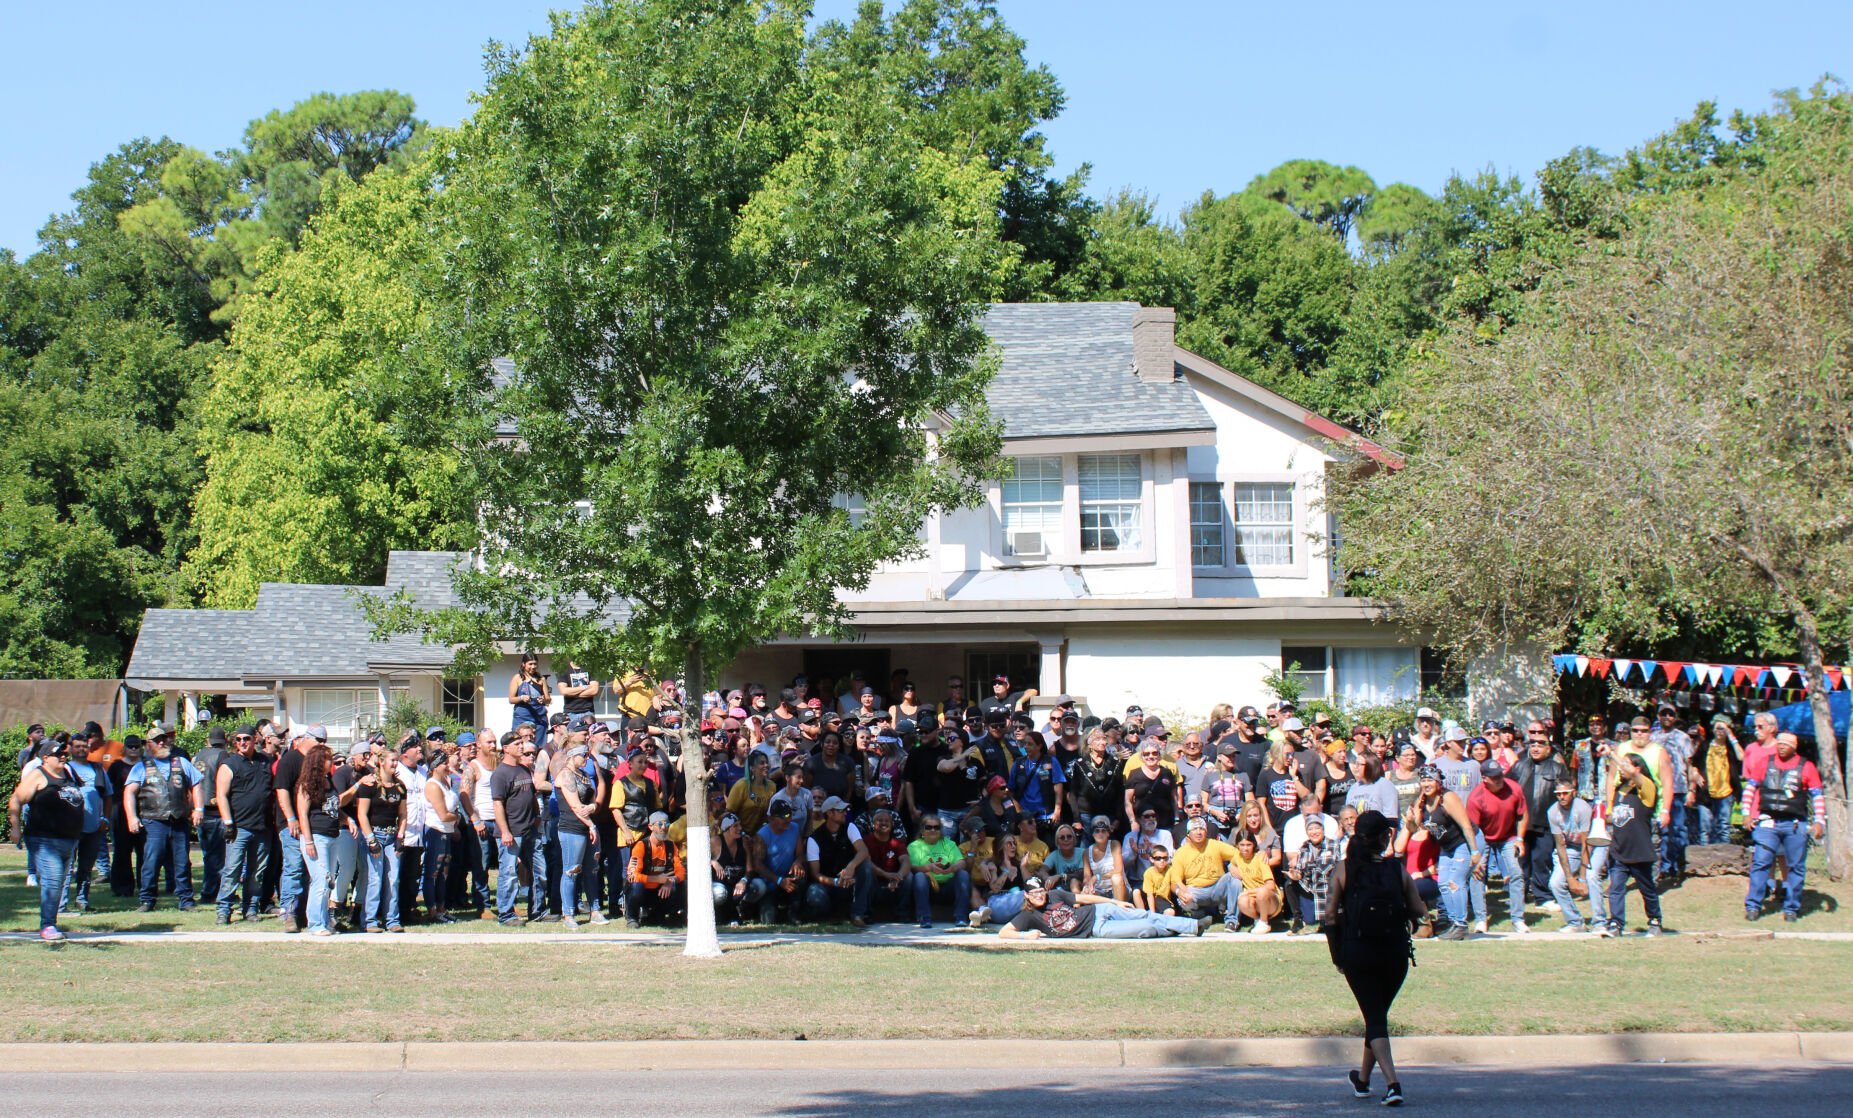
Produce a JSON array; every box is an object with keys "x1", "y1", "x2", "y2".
[{"x1": 126, "y1": 302, "x2": 1543, "y2": 744}]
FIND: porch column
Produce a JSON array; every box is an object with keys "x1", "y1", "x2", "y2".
[
  {"x1": 180, "y1": 692, "x2": 198, "y2": 730},
  {"x1": 1031, "y1": 631, "x2": 1065, "y2": 700},
  {"x1": 162, "y1": 692, "x2": 177, "y2": 728}
]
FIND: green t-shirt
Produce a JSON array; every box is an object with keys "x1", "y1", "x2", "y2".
[{"x1": 908, "y1": 836, "x2": 963, "y2": 884}]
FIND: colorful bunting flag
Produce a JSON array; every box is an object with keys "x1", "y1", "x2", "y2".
[
  {"x1": 1613, "y1": 658, "x2": 1636, "y2": 682},
  {"x1": 1638, "y1": 659, "x2": 1659, "y2": 683},
  {"x1": 1770, "y1": 666, "x2": 1794, "y2": 689},
  {"x1": 1589, "y1": 658, "x2": 1612, "y2": 679}
]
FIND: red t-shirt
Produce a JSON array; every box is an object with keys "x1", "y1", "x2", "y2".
[
  {"x1": 1467, "y1": 779, "x2": 1527, "y2": 842},
  {"x1": 864, "y1": 834, "x2": 908, "y2": 875}
]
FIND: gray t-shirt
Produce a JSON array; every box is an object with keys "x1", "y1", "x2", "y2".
[
  {"x1": 1547, "y1": 796, "x2": 1593, "y2": 839},
  {"x1": 1435, "y1": 756, "x2": 1481, "y2": 799}
]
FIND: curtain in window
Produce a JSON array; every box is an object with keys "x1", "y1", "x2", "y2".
[{"x1": 1334, "y1": 648, "x2": 1419, "y2": 707}]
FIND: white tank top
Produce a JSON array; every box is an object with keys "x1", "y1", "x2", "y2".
[
  {"x1": 428, "y1": 777, "x2": 463, "y2": 835},
  {"x1": 470, "y1": 759, "x2": 495, "y2": 824}
]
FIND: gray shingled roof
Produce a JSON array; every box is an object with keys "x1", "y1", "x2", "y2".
[
  {"x1": 982, "y1": 302, "x2": 1213, "y2": 439},
  {"x1": 125, "y1": 552, "x2": 469, "y2": 685},
  {"x1": 125, "y1": 610, "x2": 265, "y2": 683}
]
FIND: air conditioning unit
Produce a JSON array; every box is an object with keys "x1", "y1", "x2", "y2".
[{"x1": 1007, "y1": 529, "x2": 1046, "y2": 557}]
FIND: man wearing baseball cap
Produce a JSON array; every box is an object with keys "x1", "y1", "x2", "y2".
[
  {"x1": 1411, "y1": 708, "x2": 1442, "y2": 759},
  {"x1": 804, "y1": 796, "x2": 872, "y2": 925}
]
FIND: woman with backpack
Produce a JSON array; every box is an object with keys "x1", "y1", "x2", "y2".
[{"x1": 1326, "y1": 809, "x2": 1425, "y2": 1108}]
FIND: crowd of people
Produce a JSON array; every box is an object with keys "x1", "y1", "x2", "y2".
[{"x1": 6, "y1": 665, "x2": 1829, "y2": 946}]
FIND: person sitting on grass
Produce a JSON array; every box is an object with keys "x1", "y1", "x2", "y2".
[
  {"x1": 906, "y1": 816, "x2": 971, "y2": 928},
  {"x1": 997, "y1": 875, "x2": 1205, "y2": 940},
  {"x1": 1229, "y1": 831, "x2": 1282, "y2": 935}
]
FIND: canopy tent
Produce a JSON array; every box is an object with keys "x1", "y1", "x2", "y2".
[{"x1": 1745, "y1": 693, "x2": 1850, "y2": 739}]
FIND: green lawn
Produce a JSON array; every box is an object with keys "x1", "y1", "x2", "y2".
[{"x1": 0, "y1": 937, "x2": 1847, "y2": 1043}]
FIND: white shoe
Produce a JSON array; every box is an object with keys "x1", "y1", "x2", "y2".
[
  {"x1": 1471, "y1": 919, "x2": 1488, "y2": 935},
  {"x1": 561, "y1": 914, "x2": 580, "y2": 931},
  {"x1": 1250, "y1": 920, "x2": 1270, "y2": 936},
  {"x1": 1512, "y1": 919, "x2": 1529, "y2": 935},
  {"x1": 968, "y1": 905, "x2": 990, "y2": 929},
  {"x1": 1540, "y1": 901, "x2": 1561, "y2": 912},
  {"x1": 1594, "y1": 925, "x2": 1613, "y2": 938}
]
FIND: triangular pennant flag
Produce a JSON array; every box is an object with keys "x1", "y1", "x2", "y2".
[
  {"x1": 1770, "y1": 666, "x2": 1794, "y2": 689},
  {"x1": 1661, "y1": 662, "x2": 1688, "y2": 687},
  {"x1": 1734, "y1": 666, "x2": 1756, "y2": 687},
  {"x1": 1756, "y1": 669, "x2": 1773, "y2": 688},
  {"x1": 1589, "y1": 658, "x2": 1612, "y2": 679},
  {"x1": 1828, "y1": 667, "x2": 1845, "y2": 691},
  {"x1": 1613, "y1": 658, "x2": 1636, "y2": 682},
  {"x1": 1575, "y1": 655, "x2": 1590, "y2": 677},
  {"x1": 1707, "y1": 665, "x2": 1725, "y2": 687},
  {"x1": 1552, "y1": 655, "x2": 1573, "y2": 675},
  {"x1": 1638, "y1": 660, "x2": 1659, "y2": 683}
]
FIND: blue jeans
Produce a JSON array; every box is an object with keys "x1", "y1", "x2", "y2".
[
  {"x1": 1090, "y1": 902, "x2": 1200, "y2": 938},
  {"x1": 497, "y1": 830, "x2": 547, "y2": 920},
  {"x1": 1437, "y1": 841, "x2": 1474, "y2": 928},
  {"x1": 423, "y1": 829, "x2": 452, "y2": 911},
  {"x1": 558, "y1": 830, "x2": 593, "y2": 917},
  {"x1": 1699, "y1": 797, "x2": 1734, "y2": 845},
  {"x1": 1473, "y1": 835, "x2": 1526, "y2": 926},
  {"x1": 1660, "y1": 800, "x2": 1688, "y2": 876},
  {"x1": 1608, "y1": 859, "x2": 1660, "y2": 932},
  {"x1": 804, "y1": 862, "x2": 875, "y2": 920},
  {"x1": 279, "y1": 830, "x2": 307, "y2": 923},
  {"x1": 1587, "y1": 845, "x2": 1611, "y2": 925},
  {"x1": 332, "y1": 830, "x2": 368, "y2": 910},
  {"x1": 62, "y1": 829, "x2": 108, "y2": 912},
  {"x1": 1547, "y1": 847, "x2": 1588, "y2": 929},
  {"x1": 1174, "y1": 873, "x2": 1240, "y2": 920},
  {"x1": 27, "y1": 835, "x2": 78, "y2": 931},
  {"x1": 197, "y1": 816, "x2": 226, "y2": 904},
  {"x1": 1748, "y1": 820, "x2": 1811, "y2": 916},
  {"x1": 911, "y1": 869, "x2": 972, "y2": 925},
  {"x1": 138, "y1": 819, "x2": 194, "y2": 907},
  {"x1": 302, "y1": 832, "x2": 338, "y2": 932},
  {"x1": 985, "y1": 887, "x2": 1027, "y2": 923},
  {"x1": 363, "y1": 828, "x2": 401, "y2": 929},
  {"x1": 218, "y1": 828, "x2": 271, "y2": 919}
]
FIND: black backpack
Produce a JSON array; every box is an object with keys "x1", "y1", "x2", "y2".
[{"x1": 1343, "y1": 859, "x2": 1410, "y2": 943}]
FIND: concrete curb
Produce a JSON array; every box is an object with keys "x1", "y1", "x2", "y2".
[{"x1": 0, "y1": 1033, "x2": 1846, "y2": 1073}]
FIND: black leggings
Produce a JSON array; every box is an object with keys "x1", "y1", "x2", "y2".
[{"x1": 1341, "y1": 949, "x2": 1409, "y2": 1044}]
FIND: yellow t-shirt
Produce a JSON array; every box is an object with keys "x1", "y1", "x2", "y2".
[
  {"x1": 1705, "y1": 745, "x2": 1731, "y2": 797},
  {"x1": 616, "y1": 671, "x2": 655, "y2": 717},
  {"x1": 1231, "y1": 848, "x2": 1274, "y2": 890},
  {"x1": 1141, "y1": 865, "x2": 1174, "y2": 901},
  {"x1": 961, "y1": 837, "x2": 996, "y2": 865},
  {"x1": 1017, "y1": 838, "x2": 1050, "y2": 876},
  {"x1": 724, "y1": 776, "x2": 777, "y2": 835},
  {"x1": 1169, "y1": 838, "x2": 1237, "y2": 889}
]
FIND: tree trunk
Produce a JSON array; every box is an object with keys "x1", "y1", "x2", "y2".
[
  {"x1": 1796, "y1": 620, "x2": 1852, "y2": 880},
  {"x1": 680, "y1": 643, "x2": 723, "y2": 957}
]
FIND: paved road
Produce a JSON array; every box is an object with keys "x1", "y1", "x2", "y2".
[{"x1": 2, "y1": 1064, "x2": 1846, "y2": 1117}]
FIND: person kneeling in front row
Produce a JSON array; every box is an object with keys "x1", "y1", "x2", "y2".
[{"x1": 997, "y1": 875, "x2": 1205, "y2": 939}]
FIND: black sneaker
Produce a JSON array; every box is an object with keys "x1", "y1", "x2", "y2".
[
  {"x1": 1745, "y1": 909, "x2": 1761, "y2": 922},
  {"x1": 1436, "y1": 923, "x2": 1468, "y2": 941},
  {"x1": 497, "y1": 915, "x2": 522, "y2": 927},
  {"x1": 1382, "y1": 1082, "x2": 1403, "y2": 1107},
  {"x1": 1348, "y1": 1069, "x2": 1371, "y2": 1098},
  {"x1": 214, "y1": 912, "x2": 231, "y2": 925},
  {"x1": 136, "y1": 902, "x2": 155, "y2": 913},
  {"x1": 1783, "y1": 911, "x2": 1799, "y2": 923}
]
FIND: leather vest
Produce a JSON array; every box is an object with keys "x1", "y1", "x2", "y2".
[
  {"x1": 1760, "y1": 760, "x2": 1808, "y2": 820},
  {"x1": 137, "y1": 758, "x2": 192, "y2": 822},
  {"x1": 813, "y1": 825, "x2": 858, "y2": 877}
]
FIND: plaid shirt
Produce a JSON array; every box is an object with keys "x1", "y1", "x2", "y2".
[{"x1": 1296, "y1": 839, "x2": 1339, "y2": 923}]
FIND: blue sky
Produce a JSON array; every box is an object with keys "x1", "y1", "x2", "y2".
[{"x1": 3, "y1": 1, "x2": 1848, "y2": 257}]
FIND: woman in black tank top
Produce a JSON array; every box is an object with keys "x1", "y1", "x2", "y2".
[
  {"x1": 1326, "y1": 810, "x2": 1424, "y2": 1108},
  {"x1": 10, "y1": 743, "x2": 87, "y2": 939}
]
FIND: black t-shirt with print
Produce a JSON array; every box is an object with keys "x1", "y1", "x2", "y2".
[
  {"x1": 1127, "y1": 766, "x2": 1178, "y2": 830},
  {"x1": 1007, "y1": 888, "x2": 1097, "y2": 938},
  {"x1": 355, "y1": 779, "x2": 405, "y2": 831},
  {"x1": 330, "y1": 765, "x2": 364, "y2": 822},
  {"x1": 490, "y1": 762, "x2": 539, "y2": 838}
]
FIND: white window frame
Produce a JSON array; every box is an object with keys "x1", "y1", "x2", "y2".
[
  {"x1": 1077, "y1": 453, "x2": 1145, "y2": 554},
  {"x1": 300, "y1": 688, "x2": 380, "y2": 751},
  {"x1": 1187, "y1": 474, "x2": 1308, "y2": 578},
  {"x1": 990, "y1": 452, "x2": 1154, "y2": 567},
  {"x1": 1188, "y1": 481, "x2": 1226, "y2": 568},
  {"x1": 1001, "y1": 455, "x2": 1063, "y2": 558}
]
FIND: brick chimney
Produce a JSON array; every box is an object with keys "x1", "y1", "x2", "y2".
[{"x1": 1132, "y1": 305, "x2": 1176, "y2": 384}]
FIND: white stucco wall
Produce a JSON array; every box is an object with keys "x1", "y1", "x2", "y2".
[{"x1": 1063, "y1": 629, "x2": 1281, "y2": 729}]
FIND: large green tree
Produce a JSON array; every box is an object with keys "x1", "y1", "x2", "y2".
[
  {"x1": 395, "y1": 0, "x2": 1008, "y2": 955},
  {"x1": 1329, "y1": 84, "x2": 1853, "y2": 875},
  {"x1": 185, "y1": 152, "x2": 473, "y2": 608}
]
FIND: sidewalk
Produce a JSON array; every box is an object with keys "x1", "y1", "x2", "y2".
[
  {"x1": 0, "y1": 1032, "x2": 1847, "y2": 1072},
  {"x1": 3, "y1": 922, "x2": 1848, "y2": 946}
]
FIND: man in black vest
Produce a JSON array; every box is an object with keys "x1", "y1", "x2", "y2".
[
  {"x1": 122, "y1": 725, "x2": 205, "y2": 912},
  {"x1": 804, "y1": 796, "x2": 872, "y2": 925},
  {"x1": 213, "y1": 724, "x2": 273, "y2": 924}
]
